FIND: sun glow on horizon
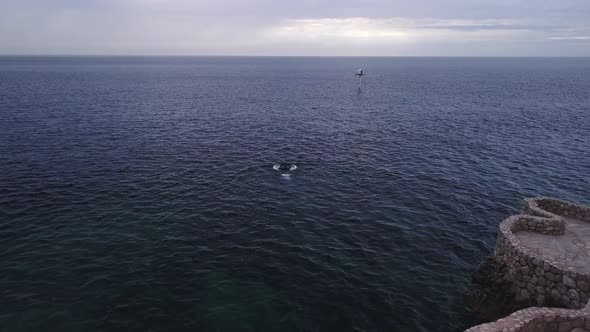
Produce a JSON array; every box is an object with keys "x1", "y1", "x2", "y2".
[{"x1": 267, "y1": 18, "x2": 412, "y2": 42}]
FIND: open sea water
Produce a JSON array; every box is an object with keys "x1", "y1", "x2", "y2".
[{"x1": 0, "y1": 56, "x2": 589, "y2": 332}]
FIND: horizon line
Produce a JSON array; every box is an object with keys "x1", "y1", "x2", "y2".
[{"x1": 1, "y1": 54, "x2": 590, "y2": 58}]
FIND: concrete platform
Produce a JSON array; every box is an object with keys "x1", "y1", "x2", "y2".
[{"x1": 516, "y1": 217, "x2": 590, "y2": 275}]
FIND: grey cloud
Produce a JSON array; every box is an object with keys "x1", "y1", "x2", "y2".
[{"x1": 419, "y1": 24, "x2": 563, "y2": 32}]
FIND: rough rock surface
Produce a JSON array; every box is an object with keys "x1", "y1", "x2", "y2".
[
  {"x1": 465, "y1": 300, "x2": 590, "y2": 332},
  {"x1": 464, "y1": 257, "x2": 518, "y2": 322}
]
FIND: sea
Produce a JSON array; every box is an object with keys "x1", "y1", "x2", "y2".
[{"x1": 1, "y1": 56, "x2": 589, "y2": 332}]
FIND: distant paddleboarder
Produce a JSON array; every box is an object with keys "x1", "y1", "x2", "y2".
[{"x1": 355, "y1": 68, "x2": 365, "y2": 89}]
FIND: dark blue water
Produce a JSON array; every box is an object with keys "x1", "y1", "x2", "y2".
[{"x1": 1, "y1": 56, "x2": 589, "y2": 332}]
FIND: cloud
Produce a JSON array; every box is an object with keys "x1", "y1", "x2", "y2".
[
  {"x1": 547, "y1": 36, "x2": 590, "y2": 40},
  {"x1": 0, "y1": 0, "x2": 589, "y2": 55},
  {"x1": 267, "y1": 18, "x2": 412, "y2": 42},
  {"x1": 418, "y1": 22, "x2": 561, "y2": 32},
  {"x1": 265, "y1": 17, "x2": 562, "y2": 44}
]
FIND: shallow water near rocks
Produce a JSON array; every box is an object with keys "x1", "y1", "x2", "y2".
[{"x1": 1, "y1": 56, "x2": 589, "y2": 332}]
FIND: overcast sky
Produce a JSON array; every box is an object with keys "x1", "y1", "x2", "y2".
[{"x1": 1, "y1": 0, "x2": 589, "y2": 56}]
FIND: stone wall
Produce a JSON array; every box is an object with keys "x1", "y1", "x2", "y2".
[
  {"x1": 523, "y1": 197, "x2": 590, "y2": 222},
  {"x1": 466, "y1": 300, "x2": 590, "y2": 332},
  {"x1": 494, "y1": 197, "x2": 590, "y2": 309}
]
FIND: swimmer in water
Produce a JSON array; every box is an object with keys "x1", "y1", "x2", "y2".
[{"x1": 273, "y1": 163, "x2": 297, "y2": 172}]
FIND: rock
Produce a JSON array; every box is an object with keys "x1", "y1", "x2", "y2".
[
  {"x1": 464, "y1": 256, "x2": 518, "y2": 322},
  {"x1": 550, "y1": 290, "x2": 561, "y2": 303},
  {"x1": 538, "y1": 277, "x2": 546, "y2": 286},
  {"x1": 561, "y1": 294, "x2": 570, "y2": 305},
  {"x1": 567, "y1": 289, "x2": 580, "y2": 301},
  {"x1": 546, "y1": 272, "x2": 555, "y2": 281},
  {"x1": 559, "y1": 322, "x2": 572, "y2": 332},
  {"x1": 546, "y1": 322, "x2": 559, "y2": 331},
  {"x1": 571, "y1": 318, "x2": 585, "y2": 328},
  {"x1": 557, "y1": 283, "x2": 567, "y2": 294},
  {"x1": 563, "y1": 275, "x2": 576, "y2": 288},
  {"x1": 577, "y1": 280, "x2": 589, "y2": 292},
  {"x1": 527, "y1": 283, "x2": 535, "y2": 292},
  {"x1": 516, "y1": 289, "x2": 530, "y2": 303}
]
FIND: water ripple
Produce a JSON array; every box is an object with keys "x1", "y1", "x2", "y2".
[{"x1": 1, "y1": 56, "x2": 589, "y2": 332}]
